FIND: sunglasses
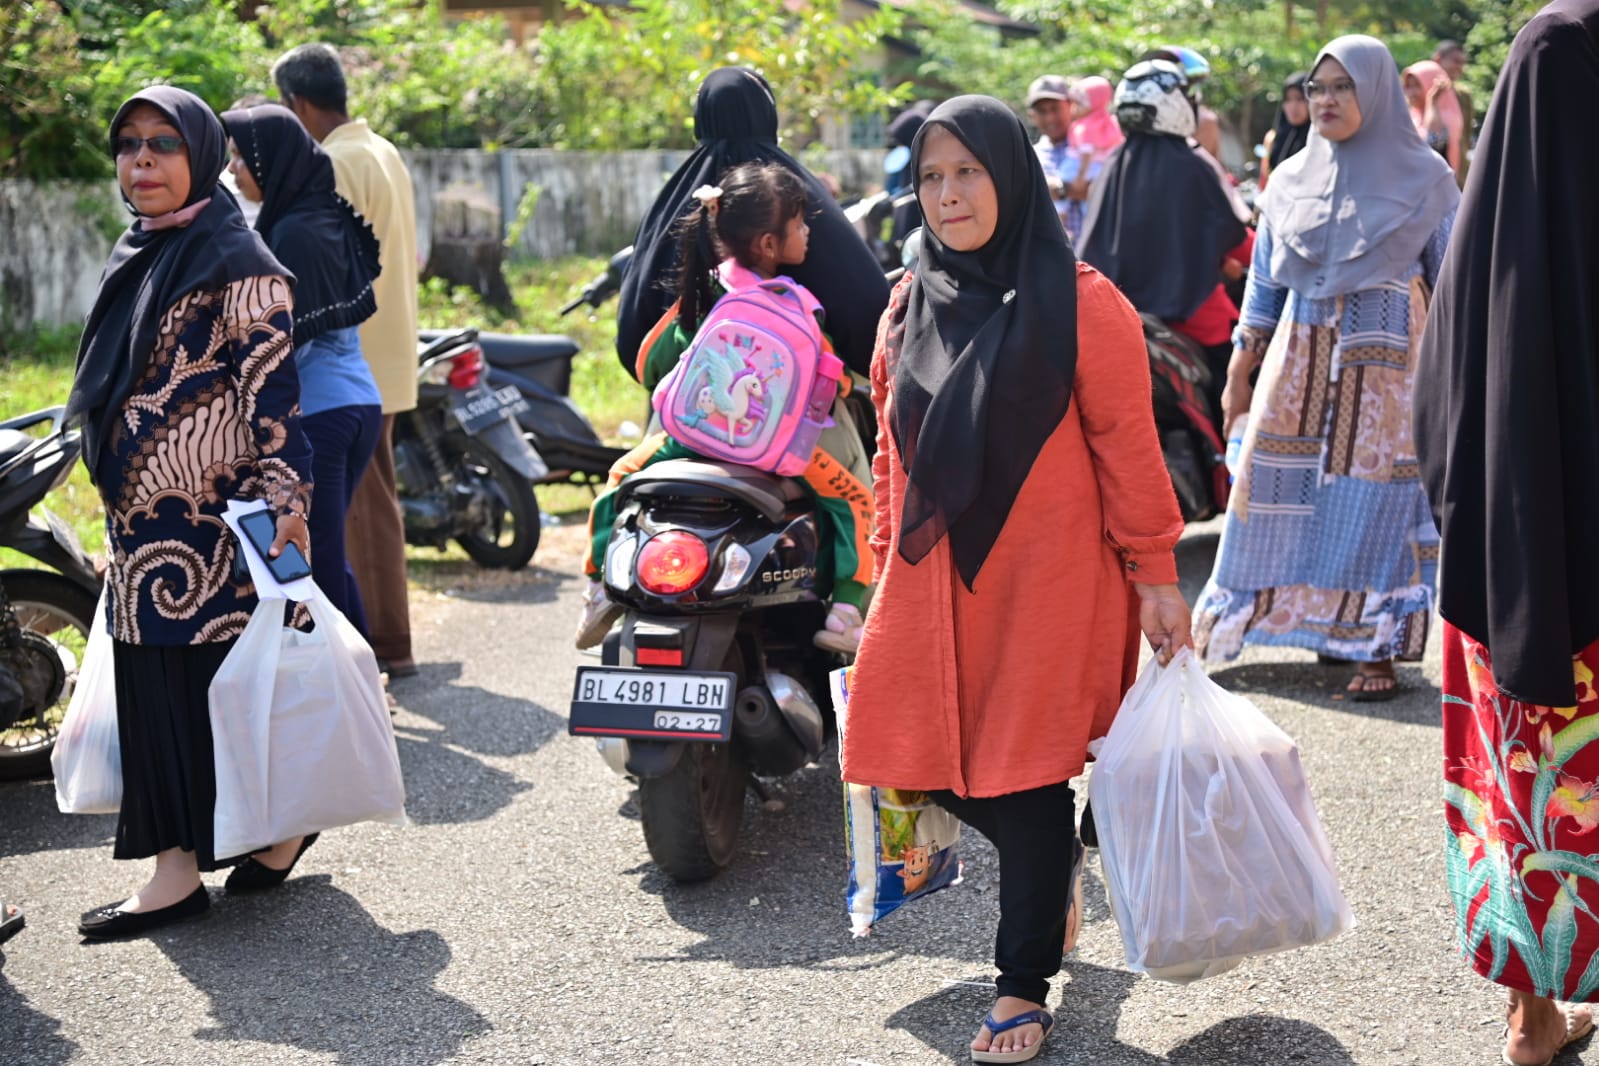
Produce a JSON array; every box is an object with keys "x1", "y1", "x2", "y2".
[{"x1": 112, "y1": 135, "x2": 186, "y2": 158}]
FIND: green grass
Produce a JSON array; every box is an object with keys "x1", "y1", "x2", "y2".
[
  {"x1": 0, "y1": 326, "x2": 104, "y2": 565},
  {"x1": 0, "y1": 258, "x2": 646, "y2": 575}
]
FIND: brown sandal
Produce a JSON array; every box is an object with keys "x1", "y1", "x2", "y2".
[
  {"x1": 1502, "y1": 1002, "x2": 1595, "y2": 1066},
  {"x1": 1347, "y1": 666, "x2": 1399, "y2": 703}
]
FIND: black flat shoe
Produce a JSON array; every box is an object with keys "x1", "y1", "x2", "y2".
[
  {"x1": 79, "y1": 885, "x2": 209, "y2": 941},
  {"x1": 225, "y1": 832, "x2": 319, "y2": 893}
]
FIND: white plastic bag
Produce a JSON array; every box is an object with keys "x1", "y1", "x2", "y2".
[
  {"x1": 52, "y1": 589, "x2": 121, "y2": 815},
  {"x1": 1088, "y1": 649, "x2": 1354, "y2": 983},
  {"x1": 210, "y1": 582, "x2": 407, "y2": 859}
]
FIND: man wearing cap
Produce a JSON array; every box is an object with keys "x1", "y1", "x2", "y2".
[{"x1": 1026, "y1": 75, "x2": 1092, "y2": 242}]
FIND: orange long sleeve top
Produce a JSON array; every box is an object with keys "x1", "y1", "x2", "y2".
[{"x1": 839, "y1": 265, "x2": 1184, "y2": 798}]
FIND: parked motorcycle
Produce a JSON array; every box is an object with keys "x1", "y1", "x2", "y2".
[
  {"x1": 1143, "y1": 314, "x2": 1229, "y2": 523},
  {"x1": 0, "y1": 407, "x2": 101, "y2": 780},
  {"x1": 393, "y1": 329, "x2": 548, "y2": 570},
  {"x1": 418, "y1": 247, "x2": 635, "y2": 490},
  {"x1": 568, "y1": 457, "x2": 840, "y2": 881},
  {"x1": 845, "y1": 189, "x2": 920, "y2": 272}
]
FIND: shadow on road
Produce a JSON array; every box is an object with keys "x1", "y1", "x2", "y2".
[
  {"x1": 385, "y1": 660, "x2": 565, "y2": 825},
  {"x1": 0, "y1": 779, "x2": 116, "y2": 860},
  {"x1": 0, "y1": 966, "x2": 78, "y2": 1064},
  {"x1": 887, "y1": 961, "x2": 1355, "y2": 1064},
  {"x1": 625, "y1": 749, "x2": 998, "y2": 976},
  {"x1": 154, "y1": 877, "x2": 490, "y2": 1065},
  {"x1": 1206, "y1": 659, "x2": 1442, "y2": 727}
]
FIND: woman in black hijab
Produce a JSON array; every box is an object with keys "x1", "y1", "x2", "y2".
[
  {"x1": 614, "y1": 67, "x2": 889, "y2": 379},
  {"x1": 69, "y1": 87, "x2": 313, "y2": 939},
  {"x1": 1261, "y1": 71, "x2": 1311, "y2": 185},
  {"x1": 839, "y1": 96, "x2": 1188, "y2": 1063},
  {"x1": 1416, "y1": 3, "x2": 1599, "y2": 1060},
  {"x1": 223, "y1": 103, "x2": 383, "y2": 648}
]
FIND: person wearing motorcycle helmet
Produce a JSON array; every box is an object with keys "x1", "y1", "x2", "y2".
[
  {"x1": 1141, "y1": 46, "x2": 1225, "y2": 161},
  {"x1": 1078, "y1": 59, "x2": 1251, "y2": 417}
]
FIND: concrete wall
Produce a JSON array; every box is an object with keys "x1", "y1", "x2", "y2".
[{"x1": 0, "y1": 148, "x2": 888, "y2": 333}]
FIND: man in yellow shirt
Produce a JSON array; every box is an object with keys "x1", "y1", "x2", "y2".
[{"x1": 274, "y1": 43, "x2": 421, "y2": 676}]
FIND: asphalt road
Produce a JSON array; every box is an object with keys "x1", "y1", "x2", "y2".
[{"x1": 0, "y1": 521, "x2": 1585, "y2": 1066}]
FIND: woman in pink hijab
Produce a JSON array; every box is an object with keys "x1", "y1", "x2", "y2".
[{"x1": 1403, "y1": 60, "x2": 1465, "y2": 180}]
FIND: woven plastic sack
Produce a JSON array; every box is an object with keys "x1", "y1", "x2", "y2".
[
  {"x1": 52, "y1": 589, "x2": 121, "y2": 815},
  {"x1": 1088, "y1": 649, "x2": 1354, "y2": 983},
  {"x1": 831, "y1": 666, "x2": 961, "y2": 936}
]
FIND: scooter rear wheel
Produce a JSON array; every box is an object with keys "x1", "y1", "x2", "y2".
[{"x1": 639, "y1": 740, "x2": 748, "y2": 883}]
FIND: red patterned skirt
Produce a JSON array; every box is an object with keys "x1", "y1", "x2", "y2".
[{"x1": 1443, "y1": 621, "x2": 1599, "y2": 999}]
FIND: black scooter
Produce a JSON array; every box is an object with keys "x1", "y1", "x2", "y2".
[
  {"x1": 393, "y1": 330, "x2": 547, "y2": 570},
  {"x1": 568, "y1": 457, "x2": 839, "y2": 882},
  {"x1": 418, "y1": 248, "x2": 635, "y2": 490},
  {"x1": 0, "y1": 407, "x2": 101, "y2": 780}
]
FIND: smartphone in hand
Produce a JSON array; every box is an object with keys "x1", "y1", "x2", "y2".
[{"x1": 236, "y1": 509, "x2": 312, "y2": 584}]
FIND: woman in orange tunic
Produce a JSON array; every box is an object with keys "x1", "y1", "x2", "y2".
[{"x1": 840, "y1": 96, "x2": 1189, "y2": 1064}]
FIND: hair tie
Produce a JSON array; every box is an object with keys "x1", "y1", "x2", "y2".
[{"x1": 692, "y1": 184, "x2": 723, "y2": 218}]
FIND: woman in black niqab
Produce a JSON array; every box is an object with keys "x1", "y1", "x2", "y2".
[
  {"x1": 614, "y1": 67, "x2": 889, "y2": 378},
  {"x1": 1416, "y1": 0, "x2": 1599, "y2": 708},
  {"x1": 889, "y1": 95, "x2": 1079, "y2": 589},
  {"x1": 67, "y1": 86, "x2": 284, "y2": 480}
]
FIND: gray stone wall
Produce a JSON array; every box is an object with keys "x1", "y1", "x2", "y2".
[{"x1": 0, "y1": 148, "x2": 888, "y2": 333}]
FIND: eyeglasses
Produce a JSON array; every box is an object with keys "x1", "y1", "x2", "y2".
[
  {"x1": 112, "y1": 135, "x2": 186, "y2": 158},
  {"x1": 1305, "y1": 79, "x2": 1356, "y2": 102}
]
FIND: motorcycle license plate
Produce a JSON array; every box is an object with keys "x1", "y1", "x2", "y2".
[
  {"x1": 569, "y1": 667, "x2": 735, "y2": 742},
  {"x1": 450, "y1": 384, "x2": 529, "y2": 435}
]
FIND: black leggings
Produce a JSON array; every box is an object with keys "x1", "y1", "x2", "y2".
[{"x1": 931, "y1": 781, "x2": 1080, "y2": 1005}]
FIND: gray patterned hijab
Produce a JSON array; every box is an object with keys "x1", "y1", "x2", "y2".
[{"x1": 1258, "y1": 34, "x2": 1458, "y2": 298}]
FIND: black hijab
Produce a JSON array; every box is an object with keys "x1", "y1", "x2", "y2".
[
  {"x1": 1077, "y1": 130, "x2": 1247, "y2": 322},
  {"x1": 1415, "y1": 0, "x2": 1599, "y2": 707},
  {"x1": 222, "y1": 104, "x2": 381, "y2": 347},
  {"x1": 888, "y1": 96, "x2": 1079, "y2": 591},
  {"x1": 615, "y1": 67, "x2": 889, "y2": 378},
  {"x1": 67, "y1": 87, "x2": 285, "y2": 481},
  {"x1": 1267, "y1": 72, "x2": 1311, "y2": 173}
]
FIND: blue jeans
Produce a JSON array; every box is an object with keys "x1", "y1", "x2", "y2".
[{"x1": 302, "y1": 404, "x2": 382, "y2": 639}]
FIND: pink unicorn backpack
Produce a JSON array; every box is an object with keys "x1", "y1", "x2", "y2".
[{"x1": 652, "y1": 260, "x2": 844, "y2": 476}]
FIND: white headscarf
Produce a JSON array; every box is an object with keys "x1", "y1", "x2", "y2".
[{"x1": 1258, "y1": 34, "x2": 1459, "y2": 298}]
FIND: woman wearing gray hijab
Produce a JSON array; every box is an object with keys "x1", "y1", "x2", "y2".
[{"x1": 1192, "y1": 35, "x2": 1459, "y2": 699}]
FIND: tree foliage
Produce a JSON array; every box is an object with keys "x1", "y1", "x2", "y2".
[
  {"x1": 535, "y1": 0, "x2": 909, "y2": 149},
  {"x1": 0, "y1": 0, "x2": 1563, "y2": 179}
]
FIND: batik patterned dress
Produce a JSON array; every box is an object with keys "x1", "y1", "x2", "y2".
[
  {"x1": 99, "y1": 273, "x2": 312, "y2": 646},
  {"x1": 1193, "y1": 209, "x2": 1455, "y2": 663},
  {"x1": 1444, "y1": 624, "x2": 1599, "y2": 999}
]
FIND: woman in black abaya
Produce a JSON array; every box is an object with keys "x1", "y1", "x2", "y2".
[
  {"x1": 1416, "y1": 3, "x2": 1599, "y2": 1063},
  {"x1": 614, "y1": 67, "x2": 889, "y2": 380}
]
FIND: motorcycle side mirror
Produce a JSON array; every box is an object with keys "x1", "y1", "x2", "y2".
[{"x1": 901, "y1": 228, "x2": 923, "y2": 270}]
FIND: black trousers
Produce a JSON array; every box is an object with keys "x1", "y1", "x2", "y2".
[{"x1": 932, "y1": 781, "x2": 1080, "y2": 1004}]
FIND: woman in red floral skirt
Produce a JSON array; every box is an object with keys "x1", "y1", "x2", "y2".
[{"x1": 1415, "y1": 3, "x2": 1599, "y2": 1064}]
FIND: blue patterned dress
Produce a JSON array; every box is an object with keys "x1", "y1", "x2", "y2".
[{"x1": 1194, "y1": 209, "x2": 1455, "y2": 663}]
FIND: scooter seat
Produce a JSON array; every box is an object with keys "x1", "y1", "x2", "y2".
[
  {"x1": 471, "y1": 332, "x2": 580, "y2": 369},
  {"x1": 621, "y1": 458, "x2": 806, "y2": 524},
  {"x1": 0, "y1": 429, "x2": 36, "y2": 465}
]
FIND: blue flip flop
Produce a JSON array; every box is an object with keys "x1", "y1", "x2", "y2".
[{"x1": 972, "y1": 1007, "x2": 1055, "y2": 1064}]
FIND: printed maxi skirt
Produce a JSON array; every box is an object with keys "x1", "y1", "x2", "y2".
[{"x1": 1444, "y1": 622, "x2": 1599, "y2": 999}]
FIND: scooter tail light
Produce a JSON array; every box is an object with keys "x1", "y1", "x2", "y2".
[
  {"x1": 636, "y1": 531, "x2": 709, "y2": 595},
  {"x1": 446, "y1": 345, "x2": 485, "y2": 389}
]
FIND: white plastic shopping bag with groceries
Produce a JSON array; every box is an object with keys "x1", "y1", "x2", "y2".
[{"x1": 1088, "y1": 649, "x2": 1355, "y2": 983}]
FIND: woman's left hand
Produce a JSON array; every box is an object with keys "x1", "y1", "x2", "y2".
[
  {"x1": 271, "y1": 513, "x2": 310, "y2": 561},
  {"x1": 1133, "y1": 582, "x2": 1193, "y2": 665}
]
